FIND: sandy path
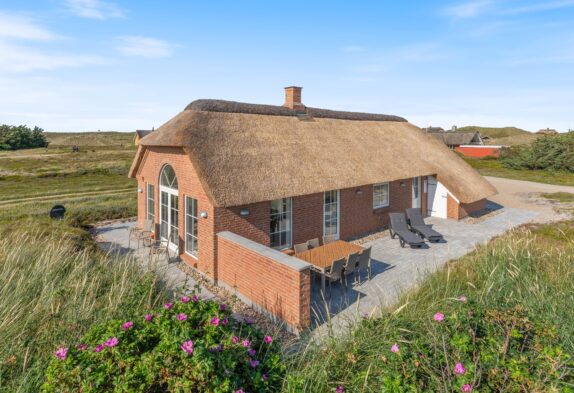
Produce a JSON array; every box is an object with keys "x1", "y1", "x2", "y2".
[
  {"x1": 485, "y1": 176, "x2": 574, "y2": 222},
  {"x1": 0, "y1": 189, "x2": 134, "y2": 206}
]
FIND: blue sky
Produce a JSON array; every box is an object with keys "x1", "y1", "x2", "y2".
[{"x1": 0, "y1": 0, "x2": 573, "y2": 132}]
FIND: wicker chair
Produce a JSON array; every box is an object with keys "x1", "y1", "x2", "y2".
[
  {"x1": 343, "y1": 252, "x2": 360, "y2": 286},
  {"x1": 307, "y1": 238, "x2": 320, "y2": 249},
  {"x1": 148, "y1": 231, "x2": 172, "y2": 270},
  {"x1": 128, "y1": 219, "x2": 153, "y2": 249},
  {"x1": 324, "y1": 257, "x2": 346, "y2": 296},
  {"x1": 356, "y1": 247, "x2": 372, "y2": 284},
  {"x1": 322, "y1": 234, "x2": 338, "y2": 245}
]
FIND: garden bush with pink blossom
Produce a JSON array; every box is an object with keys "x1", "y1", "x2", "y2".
[{"x1": 42, "y1": 294, "x2": 284, "y2": 392}]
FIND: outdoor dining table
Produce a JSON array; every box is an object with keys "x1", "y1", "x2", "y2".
[{"x1": 294, "y1": 240, "x2": 365, "y2": 294}]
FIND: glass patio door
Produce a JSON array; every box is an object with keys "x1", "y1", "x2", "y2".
[
  {"x1": 160, "y1": 190, "x2": 179, "y2": 251},
  {"x1": 323, "y1": 190, "x2": 340, "y2": 239}
]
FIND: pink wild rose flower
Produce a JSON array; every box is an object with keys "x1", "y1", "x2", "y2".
[
  {"x1": 391, "y1": 343, "x2": 400, "y2": 353},
  {"x1": 104, "y1": 337, "x2": 119, "y2": 348},
  {"x1": 461, "y1": 384, "x2": 472, "y2": 392},
  {"x1": 76, "y1": 343, "x2": 88, "y2": 351},
  {"x1": 232, "y1": 336, "x2": 239, "y2": 344},
  {"x1": 191, "y1": 295, "x2": 199, "y2": 302},
  {"x1": 458, "y1": 295, "x2": 468, "y2": 303},
  {"x1": 177, "y1": 313, "x2": 187, "y2": 321},
  {"x1": 181, "y1": 340, "x2": 194, "y2": 355},
  {"x1": 164, "y1": 303, "x2": 173, "y2": 309},
  {"x1": 336, "y1": 385, "x2": 345, "y2": 393},
  {"x1": 454, "y1": 362, "x2": 466, "y2": 375},
  {"x1": 144, "y1": 314, "x2": 154, "y2": 322},
  {"x1": 248, "y1": 349, "x2": 257, "y2": 357},
  {"x1": 94, "y1": 344, "x2": 104, "y2": 353},
  {"x1": 54, "y1": 347, "x2": 68, "y2": 360},
  {"x1": 249, "y1": 359, "x2": 259, "y2": 368},
  {"x1": 210, "y1": 316, "x2": 220, "y2": 326},
  {"x1": 181, "y1": 295, "x2": 191, "y2": 303},
  {"x1": 264, "y1": 335, "x2": 273, "y2": 344},
  {"x1": 121, "y1": 321, "x2": 133, "y2": 330},
  {"x1": 433, "y1": 312, "x2": 445, "y2": 322},
  {"x1": 242, "y1": 339, "x2": 251, "y2": 348}
]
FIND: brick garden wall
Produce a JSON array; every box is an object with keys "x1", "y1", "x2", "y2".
[
  {"x1": 447, "y1": 195, "x2": 487, "y2": 219},
  {"x1": 217, "y1": 231, "x2": 311, "y2": 331}
]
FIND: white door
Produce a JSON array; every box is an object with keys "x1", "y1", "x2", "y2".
[
  {"x1": 323, "y1": 190, "x2": 340, "y2": 240},
  {"x1": 412, "y1": 177, "x2": 422, "y2": 208},
  {"x1": 160, "y1": 189, "x2": 179, "y2": 251},
  {"x1": 427, "y1": 176, "x2": 448, "y2": 218}
]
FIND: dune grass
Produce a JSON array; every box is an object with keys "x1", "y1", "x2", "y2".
[
  {"x1": 284, "y1": 222, "x2": 574, "y2": 391},
  {"x1": 463, "y1": 157, "x2": 574, "y2": 186},
  {"x1": 0, "y1": 220, "x2": 169, "y2": 392}
]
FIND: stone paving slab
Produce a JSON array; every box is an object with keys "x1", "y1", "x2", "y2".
[
  {"x1": 93, "y1": 220, "x2": 215, "y2": 300},
  {"x1": 310, "y1": 207, "x2": 538, "y2": 338}
]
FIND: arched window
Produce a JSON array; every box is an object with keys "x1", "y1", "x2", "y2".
[{"x1": 160, "y1": 165, "x2": 178, "y2": 190}]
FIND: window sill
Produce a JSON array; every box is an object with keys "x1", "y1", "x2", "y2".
[
  {"x1": 373, "y1": 205, "x2": 390, "y2": 214},
  {"x1": 185, "y1": 251, "x2": 198, "y2": 260}
]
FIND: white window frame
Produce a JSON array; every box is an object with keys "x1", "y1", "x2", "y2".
[
  {"x1": 270, "y1": 198, "x2": 292, "y2": 249},
  {"x1": 373, "y1": 182, "x2": 390, "y2": 209},
  {"x1": 185, "y1": 196, "x2": 199, "y2": 259},
  {"x1": 146, "y1": 183, "x2": 155, "y2": 221},
  {"x1": 323, "y1": 190, "x2": 340, "y2": 239}
]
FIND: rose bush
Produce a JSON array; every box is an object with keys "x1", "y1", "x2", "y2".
[{"x1": 42, "y1": 294, "x2": 284, "y2": 392}]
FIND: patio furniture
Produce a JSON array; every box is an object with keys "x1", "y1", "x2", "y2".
[
  {"x1": 307, "y1": 238, "x2": 320, "y2": 249},
  {"x1": 356, "y1": 246, "x2": 372, "y2": 283},
  {"x1": 389, "y1": 213, "x2": 425, "y2": 248},
  {"x1": 344, "y1": 252, "x2": 360, "y2": 286},
  {"x1": 322, "y1": 234, "x2": 338, "y2": 245},
  {"x1": 128, "y1": 219, "x2": 154, "y2": 249},
  {"x1": 148, "y1": 231, "x2": 172, "y2": 269},
  {"x1": 405, "y1": 208, "x2": 444, "y2": 242},
  {"x1": 295, "y1": 240, "x2": 364, "y2": 294},
  {"x1": 323, "y1": 257, "x2": 346, "y2": 296},
  {"x1": 294, "y1": 242, "x2": 309, "y2": 253}
]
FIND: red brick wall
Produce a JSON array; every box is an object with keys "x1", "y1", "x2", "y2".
[
  {"x1": 135, "y1": 146, "x2": 217, "y2": 278},
  {"x1": 217, "y1": 233, "x2": 311, "y2": 330},
  {"x1": 447, "y1": 195, "x2": 487, "y2": 219}
]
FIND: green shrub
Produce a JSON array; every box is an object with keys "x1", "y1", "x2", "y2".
[
  {"x1": 42, "y1": 295, "x2": 285, "y2": 392},
  {"x1": 501, "y1": 132, "x2": 574, "y2": 172},
  {"x1": 0, "y1": 124, "x2": 48, "y2": 150}
]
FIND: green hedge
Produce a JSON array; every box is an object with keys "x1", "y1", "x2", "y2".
[{"x1": 501, "y1": 132, "x2": 574, "y2": 172}]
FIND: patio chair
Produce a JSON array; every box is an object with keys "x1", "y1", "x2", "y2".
[
  {"x1": 294, "y1": 242, "x2": 309, "y2": 253},
  {"x1": 322, "y1": 234, "x2": 337, "y2": 245},
  {"x1": 389, "y1": 213, "x2": 425, "y2": 248},
  {"x1": 343, "y1": 252, "x2": 360, "y2": 286},
  {"x1": 356, "y1": 246, "x2": 372, "y2": 284},
  {"x1": 148, "y1": 231, "x2": 171, "y2": 269},
  {"x1": 405, "y1": 208, "x2": 444, "y2": 243},
  {"x1": 128, "y1": 219, "x2": 153, "y2": 249},
  {"x1": 307, "y1": 238, "x2": 320, "y2": 249},
  {"x1": 324, "y1": 257, "x2": 346, "y2": 296}
]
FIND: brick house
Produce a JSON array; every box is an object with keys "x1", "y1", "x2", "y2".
[{"x1": 128, "y1": 87, "x2": 496, "y2": 331}]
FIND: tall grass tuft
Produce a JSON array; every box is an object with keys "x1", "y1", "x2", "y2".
[
  {"x1": 284, "y1": 223, "x2": 574, "y2": 392},
  {"x1": 0, "y1": 225, "x2": 168, "y2": 392}
]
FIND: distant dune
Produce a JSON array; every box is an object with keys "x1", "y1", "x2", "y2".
[{"x1": 45, "y1": 131, "x2": 133, "y2": 147}]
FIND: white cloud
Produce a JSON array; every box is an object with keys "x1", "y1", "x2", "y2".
[
  {"x1": 502, "y1": 0, "x2": 574, "y2": 15},
  {"x1": 0, "y1": 11, "x2": 59, "y2": 41},
  {"x1": 0, "y1": 41, "x2": 105, "y2": 73},
  {"x1": 64, "y1": 0, "x2": 125, "y2": 20},
  {"x1": 116, "y1": 36, "x2": 175, "y2": 58},
  {"x1": 443, "y1": 0, "x2": 492, "y2": 19},
  {"x1": 342, "y1": 45, "x2": 367, "y2": 53}
]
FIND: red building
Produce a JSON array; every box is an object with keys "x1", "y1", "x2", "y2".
[{"x1": 455, "y1": 145, "x2": 503, "y2": 158}]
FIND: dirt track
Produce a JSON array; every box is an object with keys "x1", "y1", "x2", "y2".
[{"x1": 485, "y1": 176, "x2": 574, "y2": 223}]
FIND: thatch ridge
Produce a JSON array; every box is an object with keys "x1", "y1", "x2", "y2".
[
  {"x1": 430, "y1": 132, "x2": 480, "y2": 146},
  {"x1": 131, "y1": 108, "x2": 496, "y2": 207},
  {"x1": 185, "y1": 99, "x2": 407, "y2": 122}
]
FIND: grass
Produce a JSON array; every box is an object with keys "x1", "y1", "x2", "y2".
[
  {"x1": 542, "y1": 192, "x2": 574, "y2": 203},
  {"x1": 0, "y1": 220, "x2": 170, "y2": 392},
  {"x1": 285, "y1": 222, "x2": 574, "y2": 391},
  {"x1": 456, "y1": 126, "x2": 539, "y2": 146},
  {"x1": 463, "y1": 156, "x2": 574, "y2": 186},
  {"x1": 0, "y1": 133, "x2": 137, "y2": 226}
]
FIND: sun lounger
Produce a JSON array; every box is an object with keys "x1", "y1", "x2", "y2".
[
  {"x1": 405, "y1": 208, "x2": 444, "y2": 242},
  {"x1": 389, "y1": 213, "x2": 425, "y2": 248}
]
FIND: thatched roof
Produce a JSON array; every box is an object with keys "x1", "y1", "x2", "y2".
[
  {"x1": 135, "y1": 129, "x2": 153, "y2": 138},
  {"x1": 129, "y1": 99, "x2": 496, "y2": 207},
  {"x1": 429, "y1": 131, "x2": 482, "y2": 146}
]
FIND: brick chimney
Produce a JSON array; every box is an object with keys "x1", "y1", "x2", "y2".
[{"x1": 283, "y1": 86, "x2": 305, "y2": 111}]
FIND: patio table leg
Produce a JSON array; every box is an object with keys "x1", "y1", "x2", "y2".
[{"x1": 321, "y1": 270, "x2": 326, "y2": 295}]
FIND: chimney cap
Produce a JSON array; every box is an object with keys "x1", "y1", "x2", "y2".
[{"x1": 284, "y1": 85, "x2": 303, "y2": 89}]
